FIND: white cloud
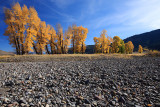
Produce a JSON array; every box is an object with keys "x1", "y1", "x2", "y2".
[
  {"x1": 50, "y1": 0, "x2": 75, "y2": 9},
  {"x1": 87, "y1": 0, "x2": 103, "y2": 14},
  {"x1": 87, "y1": 0, "x2": 160, "y2": 31},
  {"x1": 124, "y1": 0, "x2": 160, "y2": 29},
  {"x1": 38, "y1": 0, "x2": 76, "y2": 23}
]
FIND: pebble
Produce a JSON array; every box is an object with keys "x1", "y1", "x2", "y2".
[
  {"x1": 45, "y1": 104, "x2": 49, "y2": 107},
  {"x1": 92, "y1": 101, "x2": 97, "y2": 106}
]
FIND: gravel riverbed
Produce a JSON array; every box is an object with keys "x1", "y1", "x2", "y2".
[{"x1": 0, "y1": 56, "x2": 160, "y2": 107}]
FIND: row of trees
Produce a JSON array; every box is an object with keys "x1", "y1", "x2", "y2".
[
  {"x1": 94, "y1": 30, "x2": 135, "y2": 54},
  {"x1": 4, "y1": 3, "x2": 143, "y2": 55},
  {"x1": 4, "y1": 3, "x2": 88, "y2": 55}
]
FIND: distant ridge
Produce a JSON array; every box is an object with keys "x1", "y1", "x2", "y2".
[
  {"x1": 85, "y1": 45, "x2": 95, "y2": 54},
  {"x1": 124, "y1": 29, "x2": 160, "y2": 51},
  {"x1": 0, "y1": 50, "x2": 14, "y2": 55}
]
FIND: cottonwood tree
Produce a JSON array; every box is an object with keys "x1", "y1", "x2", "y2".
[
  {"x1": 4, "y1": 8, "x2": 20, "y2": 54},
  {"x1": 56, "y1": 24, "x2": 64, "y2": 54},
  {"x1": 63, "y1": 26, "x2": 73, "y2": 53},
  {"x1": 24, "y1": 7, "x2": 41, "y2": 54},
  {"x1": 138, "y1": 45, "x2": 143, "y2": 53},
  {"x1": 111, "y1": 36, "x2": 122, "y2": 53},
  {"x1": 36, "y1": 21, "x2": 49, "y2": 54},
  {"x1": 94, "y1": 30, "x2": 112, "y2": 53},
  {"x1": 48, "y1": 25, "x2": 57, "y2": 54},
  {"x1": 94, "y1": 37, "x2": 101, "y2": 53},
  {"x1": 4, "y1": 3, "x2": 42, "y2": 55},
  {"x1": 100, "y1": 30, "x2": 112, "y2": 53},
  {"x1": 76, "y1": 26, "x2": 88, "y2": 54},
  {"x1": 12, "y1": 3, "x2": 28, "y2": 55},
  {"x1": 71, "y1": 25, "x2": 88, "y2": 54},
  {"x1": 119, "y1": 40, "x2": 125, "y2": 53},
  {"x1": 4, "y1": 3, "x2": 28, "y2": 55},
  {"x1": 71, "y1": 25, "x2": 78, "y2": 53},
  {"x1": 125, "y1": 41, "x2": 134, "y2": 54}
]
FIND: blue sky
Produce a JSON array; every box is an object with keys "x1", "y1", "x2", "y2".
[{"x1": 0, "y1": 0, "x2": 160, "y2": 52}]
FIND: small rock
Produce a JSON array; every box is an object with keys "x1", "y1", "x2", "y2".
[
  {"x1": 19, "y1": 97, "x2": 27, "y2": 104},
  {"x1": 135, "y1": 105, "x2": 143, "y2": 107},
  {"x1": 94, "y1": 95, "x2": 102, "y2": 100},
  {"x1": 147, "y1": 104, "x2": 152, "y2": 107},
  {"x1": 3, "y1": 98, "x2": 10, "y2": 104},
  {"x1": 28, "y1": 98, "x2": 33, "y2": 102},
  {"x1": 61, "y1": 100, "x2": 66, "y2": 104},
  {"x1": 123, "y1": 93, "x2": 128, "y2": 98},
  {"x1": 118, "y1": 96, "x2": 125, "y2": 104},
  {"x1": 110, "y1": 90, "x2": 116, "y2": 96},
  {"x1": 155, "y1": 103, "x2": 160, "y2": 107},
  {"x1": 56, "y1": 98, "x2": 61, "y2": 103},
  {"x1": 38, "y1": 73, "x2": 43, "y2": 79},
  {"x1": 83, "y1": 104, "x2": 91, "y2": 107},
  {"x1": 7, "y1": 104, "x2": 13, "y2": 107},
  {"x1": 78, "y1": 96, "x2": 84, "y2": 100},
  {"x1": 21, "y1": 103, "x2": 26, "y2": 107},
  {"x1": 127, "y1": 101, "x2": 135, "y2": 107},
  {"x1": 5, "y1": 81, "x2": 14, "y2": 86},
  {"x1": 92, "y1": 101, "x2": 97, "y2": 106},
  {"x1": 47, "y1": 99, "x2": 51, "y2": 104},
  {"x1": 111, "y1": 101, "x2": 116, "y2": 105},
  {"x1": 26, "y1": 75, "x2": 32, "y2": 80},
  {"x1": 54, "y1": 88, "x2": 59, "y2": 94},
  {"x1": 46, "y1": 104, "x2": 49, "y2": 107},
  {"x1": 83, "y1": 99, "x2": 90, "y2": 104}
]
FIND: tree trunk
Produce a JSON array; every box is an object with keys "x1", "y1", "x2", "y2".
[
  {"x1": 14, "y1": 37, "x2": 19, "y2": 55},
  {"x1": 82, "y1": 42, "x2": 84, "y2": 54},
  {"x1": 50, "y1": 44, "x2": 53, "y2": 54},
  {"x1": 16, "y1": 37, "x2": 21, "y2": 55},
  {"x1": 21, "y1": 44, "x2": 25, "y2": 55},
  {"x1": 50, "y1": 36, "x2": 53, "y2": 54},
  {"x1": 20, "y1": 25, "x2": 25, "y2": 55},
  {"x1": 40, "y1": 47, "x2": 42, "y2": 55},
  {"x1": 33, "y1": 43, "x2": 38, "y2": 54},
  {"x1": 55, "y1": 44, "x2": 58, "y2": 54},
  {"x1": 73, "y1": 38, "x2": 75, "y2": 53},
  {"x1": 10, "y1": 23, "x2": 19, "y2": 55},
  {"x1": 46, "y1": 45, "x2": 50, "y2": 54},
  {"x1": 61, "y1": 40, "x2": 64, "y2": 54}
]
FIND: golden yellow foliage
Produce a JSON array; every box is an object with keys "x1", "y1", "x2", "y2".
[
  {"x1": 4, "y1": 2, "x2": 90, "y2": 55},
  {"x1": 71, "y1": 25, "x2": 88, "y2": 54},
  {"x1": 56, "y1": 24, "x2": 64, "y2": 54},
  {"x1": 4, "y1": 2, "x2": 136, "y2": 55},
  {"x1": 63, "y1": 26, "x2": 73, "y2": 53},
  {"x1": 125, "y1": 41, "x2": 134, "y2": 54},
  {"x1": 48, "y1": 25, "x2": 57, "y2": 54},
  {"x1": 24, "y1": 7, "x2": 40, "y2": 53},
  {"x1": 4, "y1": 3, "x2": 26, "y2": 55},
  {"x1": 94, "y1": 30, "x2": 112, "y2": 53},
  {"x1": 111, "y1": 36, "x2": 122, "y2": 53},
  {"x1": 138, "y1": 45, "x2": 143, "y2": 53},
  {"x1": 36, "y1": 21, "x2": 49, "y2": 54}
]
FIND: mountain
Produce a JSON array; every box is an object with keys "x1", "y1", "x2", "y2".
[
  {"x1": 124, "y1": 29, "x2": 160, "y2": 51},
  {"x1": 68, "y1": 45, "x2": 95, "y2": 54},
  {"x1": 0, "y1": 50, "x2": 14, "y2": 55},
  {"x1": 85, "y1": 45, "x2": 95, "y2": 54}
]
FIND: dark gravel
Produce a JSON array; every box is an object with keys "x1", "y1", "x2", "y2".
[{"x1": 0, "y1": 56, "x2": 160, "y2": 107}]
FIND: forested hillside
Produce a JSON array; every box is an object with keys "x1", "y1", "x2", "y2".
[{"x1": 124, "y1": 29, "x2": 160, "y2": 51}]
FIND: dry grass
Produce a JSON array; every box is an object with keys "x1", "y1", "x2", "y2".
[
  {"x1": 146, "y1": 50, "x2": 160, "y2": 57},
  {"x1": 0, "y1": 53, "x2": 146, "y2": 63},
  {"x1": 0, "y1": 55, "x2": 14, "y2": 59}
]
